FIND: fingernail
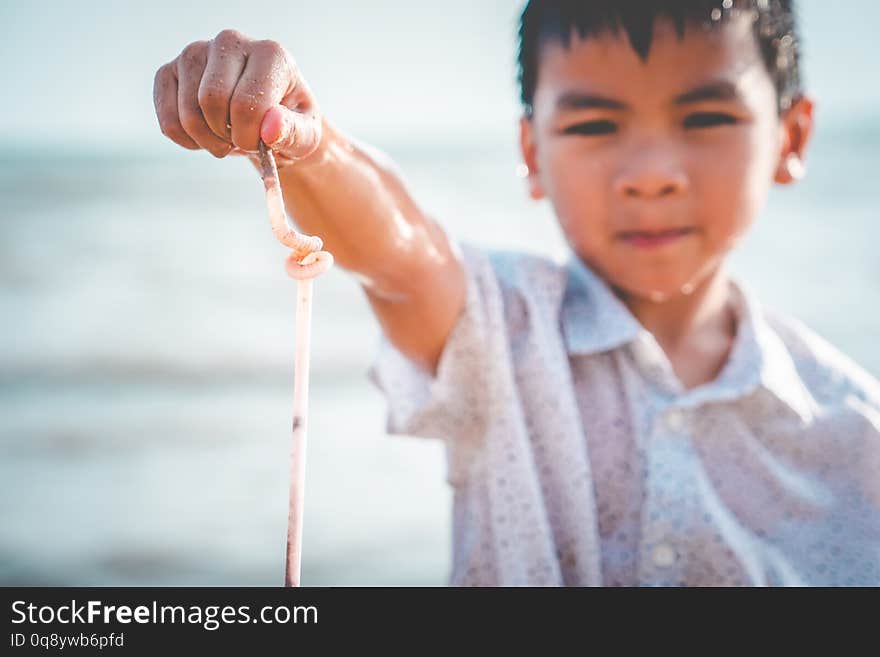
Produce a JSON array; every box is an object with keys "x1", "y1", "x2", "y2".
[{"x1": 276, "y1": 111, "x2": 293, "y2": 146}]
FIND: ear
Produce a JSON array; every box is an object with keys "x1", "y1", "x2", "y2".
[
  {"x1": 774, "y1": 95, "x2": 815, "y2": 185},
  {"x1": 519, "y1": 115, "x2": 546, "y2": 200}
]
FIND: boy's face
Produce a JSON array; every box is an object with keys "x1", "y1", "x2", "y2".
[{"x1": 520, "y1": 13, "x2": 813, "y2": 302}]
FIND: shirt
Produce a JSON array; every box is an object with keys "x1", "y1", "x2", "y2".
[{"x1": 367, "y1": 242, "x2": 880, "y2": 586}]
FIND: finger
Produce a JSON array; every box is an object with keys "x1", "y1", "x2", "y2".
[
  {"x1": 153, "y1": 63, "x2": 199, "y2": 149},
  {"x1": 176, "y1": 40, "x2": 233, "y2": 158},
  {"x1": 260, "y1": 104, "x2": 322, "y2": 160},
  {"x1": 229, "y1": 39, "x2": 301, "y2": 152},
  {"x1": 198, "y1": 29, "x2": 249, "y2": 141}
]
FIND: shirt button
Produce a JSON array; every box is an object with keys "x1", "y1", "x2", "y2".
[
  {"x1": 651, "y1": 543, "x2": 678, "y2": 568},
  {"x1": 663, "y1": 409, "x2": 684, "y2": 432}
]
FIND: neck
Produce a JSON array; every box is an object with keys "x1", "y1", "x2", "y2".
[{"x1": 612, "y1": 265, "x2": 735, "y2": 351}]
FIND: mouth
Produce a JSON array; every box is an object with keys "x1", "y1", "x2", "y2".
[{"x1": 617, "y1": 227, "x2": 695, "y2": 249}]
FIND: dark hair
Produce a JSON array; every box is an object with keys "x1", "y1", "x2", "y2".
[{"x1": 517, "y1": 0, "x2": 802, "y2": 117}]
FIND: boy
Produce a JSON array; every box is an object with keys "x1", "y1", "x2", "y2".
[{"x1": 153, "y1": 0, "x2": 880, "y2": 585}]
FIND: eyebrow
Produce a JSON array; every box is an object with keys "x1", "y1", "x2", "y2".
[{"x1": 554, "y1": 79, "x2": 744, "y2": 112}]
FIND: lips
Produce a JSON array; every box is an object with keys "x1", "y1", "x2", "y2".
[{"x1": 618, "y1": 227, "x2": 694, "y2": 249}]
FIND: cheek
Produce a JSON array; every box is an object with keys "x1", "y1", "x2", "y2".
[
  {"x1": 539, "y1": 143, "x2": 611, "y2": 235},
  {"x1": 693, "y1": 128, "x2": 774, "y2": 244}
]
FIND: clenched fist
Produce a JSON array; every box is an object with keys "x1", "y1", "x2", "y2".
[{"x1": 153, "y1": 29, "x2": 322, "y2": 166}]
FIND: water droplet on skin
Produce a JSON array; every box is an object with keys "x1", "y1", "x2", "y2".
[
  {"x1": 649, "y1": 291, "x2": 666, "y2": 303},
  {"x1": 681, "y1": 282, "x2": 695, "y2": 295}
]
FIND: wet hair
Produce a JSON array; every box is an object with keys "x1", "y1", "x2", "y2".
[{"x1": 517, "y1": 0, "x2": 802, "y2": 117}]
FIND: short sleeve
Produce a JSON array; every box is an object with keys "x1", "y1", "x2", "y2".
[{"x1": 367, "y1": 242, "x2": 494, "y2": 480}]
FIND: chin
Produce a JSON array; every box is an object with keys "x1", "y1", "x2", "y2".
[{"x1": 608, "y1": 272, "x2": 698, "y2": 304}]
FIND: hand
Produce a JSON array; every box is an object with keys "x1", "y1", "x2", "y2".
[{"x1": 153, "y1": 29, "x2": 322, "y2": 167}]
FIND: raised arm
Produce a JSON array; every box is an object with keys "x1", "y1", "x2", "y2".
[{"x1": 153, "y1": 29, "x2": 464, "y2": 373}]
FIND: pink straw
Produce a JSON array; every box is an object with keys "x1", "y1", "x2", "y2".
[{"x1": 257, "y1": 140, "x2": 333, "y2": 587}]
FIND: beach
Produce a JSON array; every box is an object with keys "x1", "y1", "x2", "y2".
[{"x1": 1, "y1": 118, "x2": 878, "y2": 585}]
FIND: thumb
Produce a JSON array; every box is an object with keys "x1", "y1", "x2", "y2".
[{"x1": 260, "y1": 105, "x2": 322, "y2": 161}]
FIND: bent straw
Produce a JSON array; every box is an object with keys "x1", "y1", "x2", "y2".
[{"x1": 257, "y1": 139, "x2": 333, "y2": 587}]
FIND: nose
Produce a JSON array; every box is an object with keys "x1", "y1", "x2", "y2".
[{"x1": 613, "y1": 152, "x2": 689, "y2": 199}]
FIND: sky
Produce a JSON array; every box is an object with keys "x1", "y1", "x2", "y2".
[{"x1": 1, "y1": 0, "x2": 877, "y2": 151}]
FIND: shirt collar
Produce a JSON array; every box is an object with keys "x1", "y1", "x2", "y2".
[
  {"x1": 721, "y1": 277, "x2": 816, "y2": 424},
  {"x1": 559, "y1": 253, "x2": 815, "y2": 423},
  {"x1": 560, "y1": 254, "x2": 642, "y2": 355}
]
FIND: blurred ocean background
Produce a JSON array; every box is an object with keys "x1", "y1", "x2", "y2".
[{"x1": 1, "y1": 1, "x2": 878, "y2": 585}]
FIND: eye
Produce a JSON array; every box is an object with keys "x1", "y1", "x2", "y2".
[
  {"x1": 684, "y1": 112, "x2": 738, "y2": 128},
  {"x1": 562, "y1": 120, "x2": 617, "y2": 136}
]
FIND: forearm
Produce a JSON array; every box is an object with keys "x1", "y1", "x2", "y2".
[{"x1": 275, "y1": 118, "x2": 448, "y2": 299}]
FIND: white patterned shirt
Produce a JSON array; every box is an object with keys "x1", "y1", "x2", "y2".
[{"x1": 368, "y1": 243, "x2": 880, "y2": 586}]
